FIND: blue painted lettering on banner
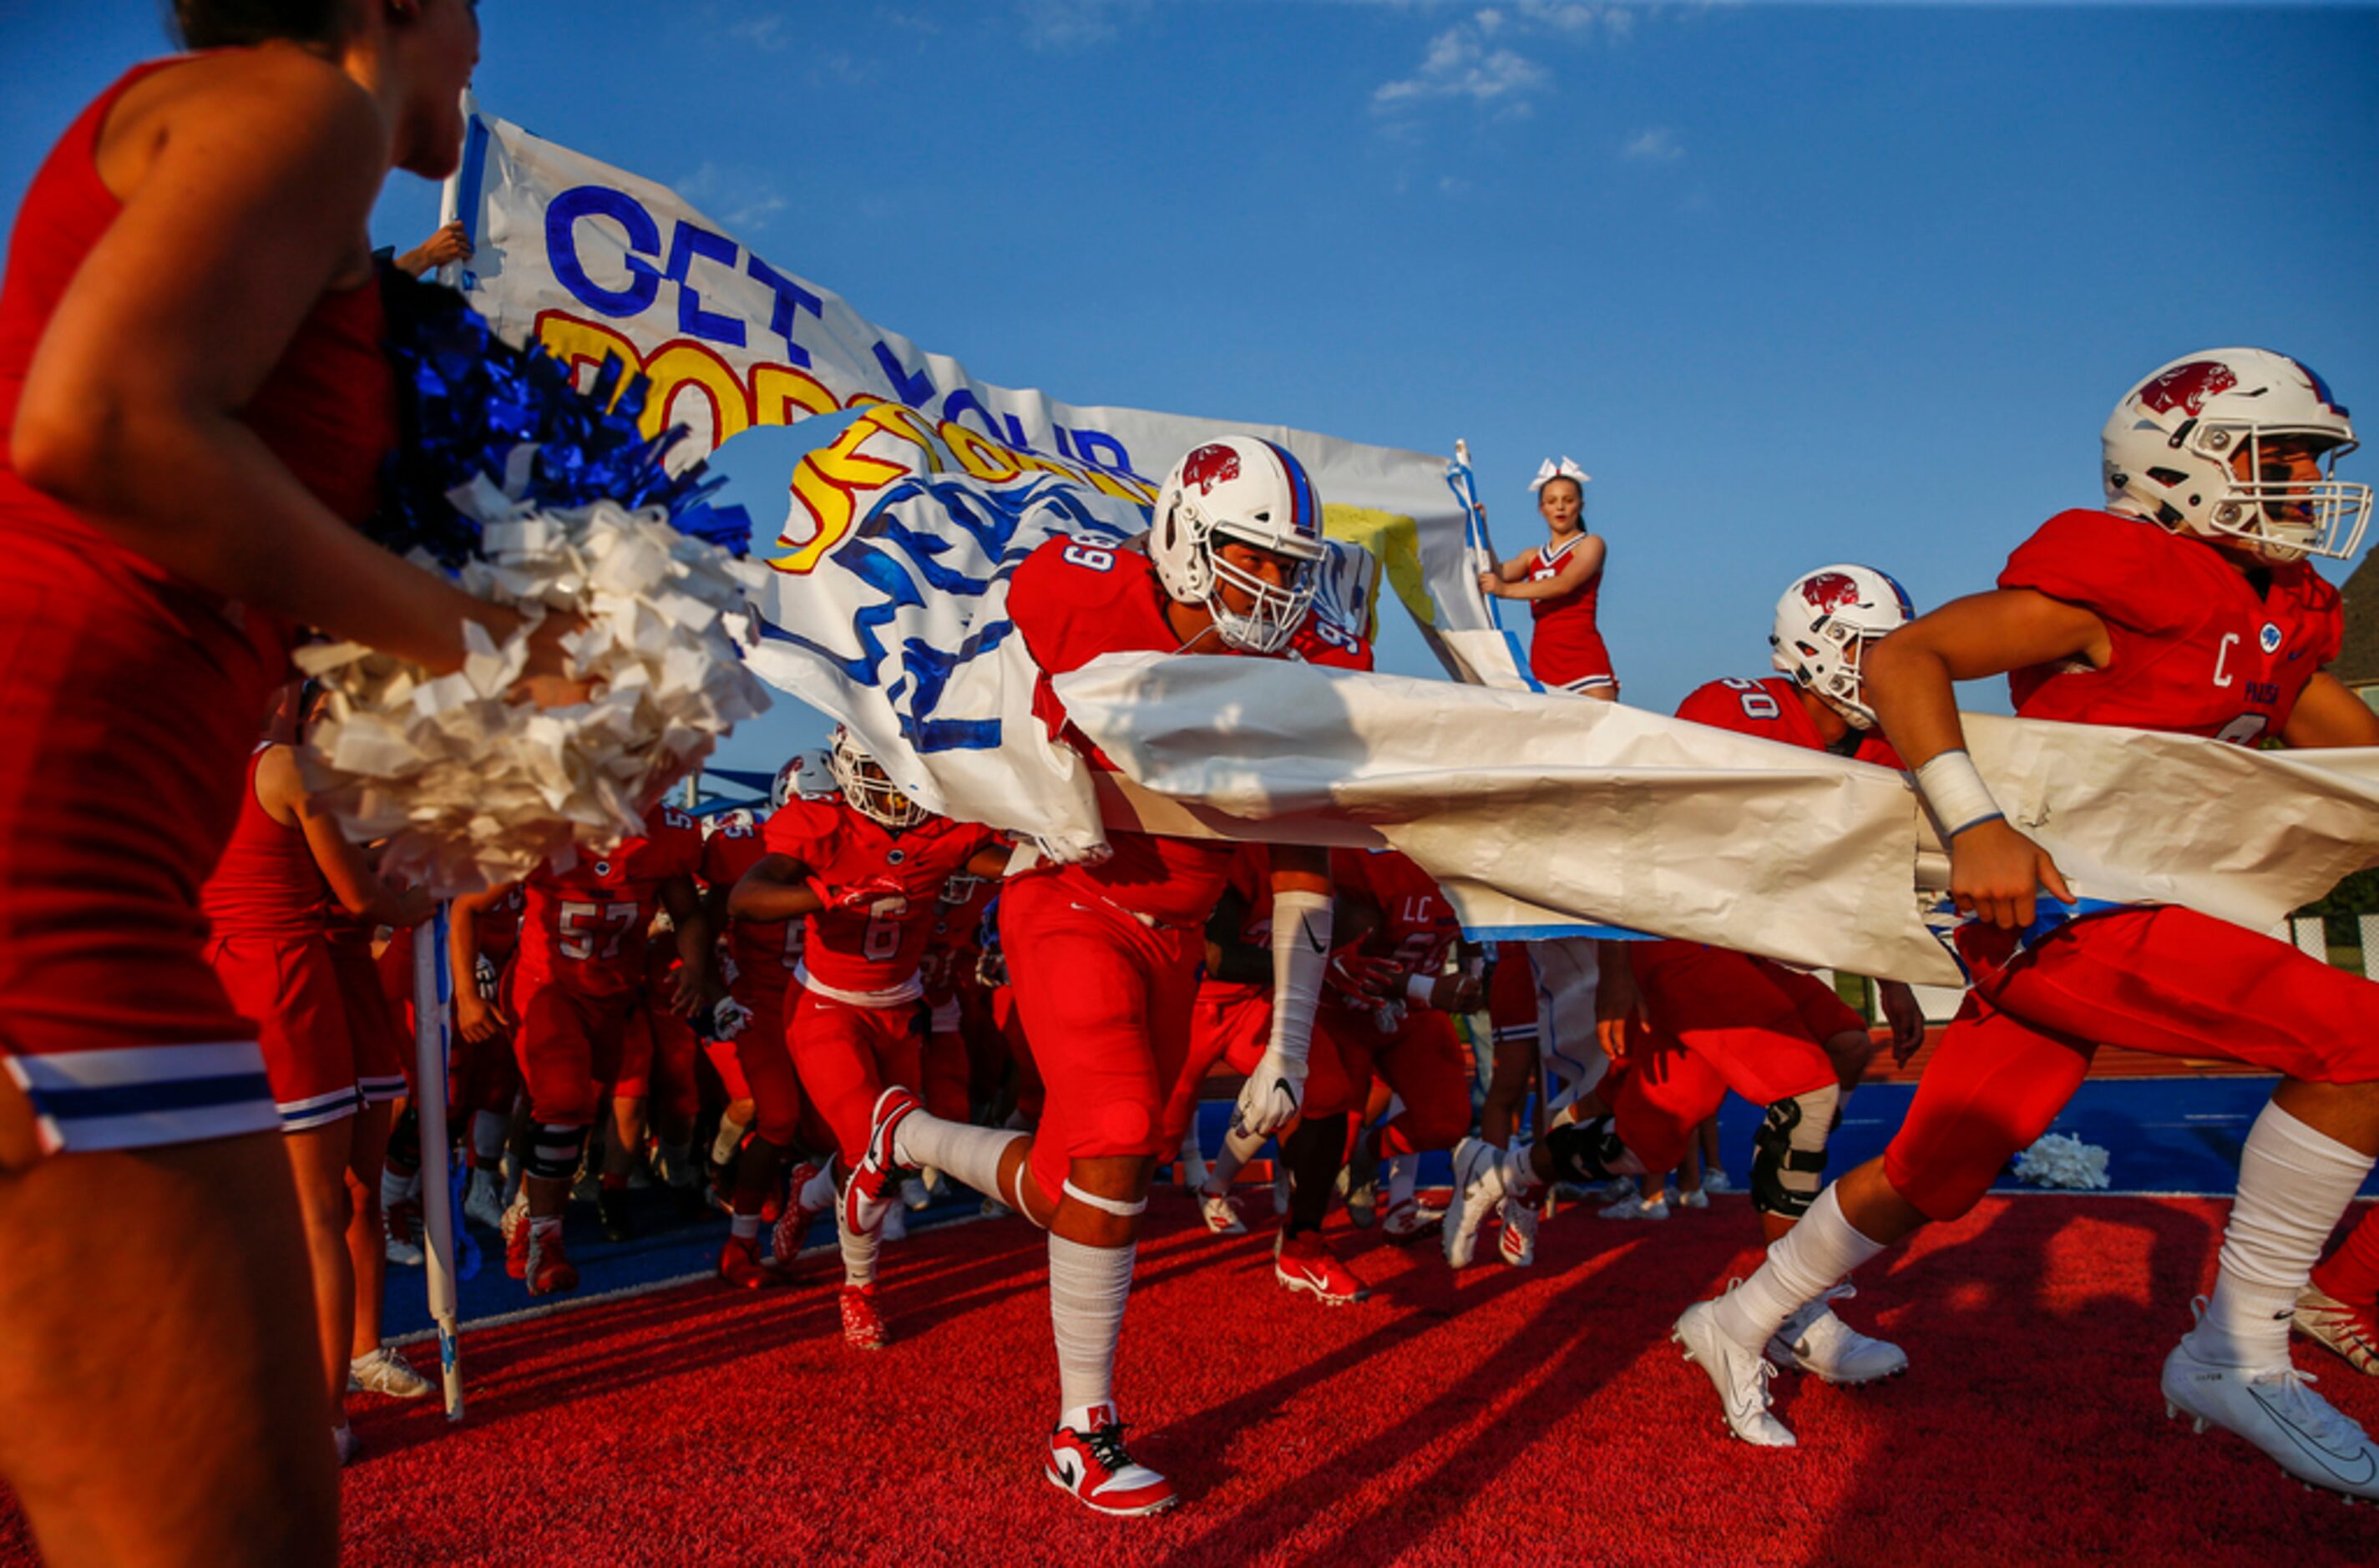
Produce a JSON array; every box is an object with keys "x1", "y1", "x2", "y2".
[
  {"x1": 757, "y1": 476, "x2": 1131, "y2": 753},
  {"x1": 664, "y1": 222, "x2": 746, "y2": 347},
  {"x1": 939, "y1": 388, "x2": 1000, "y2": 442},
  {"x1": 1068, "y1": 427, "x2": 1139, "y2": 479},
  {"x1": 547, "y1": 185, "x2": 662, "y2": 318},
  {"x1": 872, "y1": 342, "x2": 935, "y2": 407},
  {"x1": 743, "y1": 254, "x2": 823, "y2": 367}
]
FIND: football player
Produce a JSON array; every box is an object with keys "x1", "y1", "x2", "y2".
[
  {"x1": 1444, "y1": 567, "x2": 1925, "y2": 1385},
  {"x1": 1673, "y1": 352, "x2": 2379, "y2": 1500},
  {"x1": 503, "y1": 807, "x2": 712, "y2": 1296},
  {"x1": 839, "y1": 437, "x2": 1368, "y2": 1515},
  {"x1": 726, "y1": 727, "x2": 1010, "y2": 1344}
]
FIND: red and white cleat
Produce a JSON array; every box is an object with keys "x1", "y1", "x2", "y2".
[
  {"x1": 2296, "y1": 1284, "x2": 2379, "y2": 1376},
  {"x1": 845, "y1": 1088, "x2": 920, "y2": 1237},
  {"x1": 840, "y1": 1283, "x2": 888, "y2": 1350},
  {"x1": 1380, "y1": 1198, "x2": 1440, "y2": 1242},
  {"x1": 508, "y1": 1220, "x2": 580, "y2": 1297},
  {"x1": 717, "y1": 1234, "x2": 782, "y2": 1290},
  {"x1": 774, "y1": 1159, "x2": 830, "y2": 1265},
  {"x1": 1046, "y1": 1407, "x2": 1178, "y2": 1516},
  {"x1": 1198, "y1": 1186, "x2": 1248, "y2": 1237},
  {"x1": 1274, "y1": 1228, "x2": 1369, "y2": 1306}
]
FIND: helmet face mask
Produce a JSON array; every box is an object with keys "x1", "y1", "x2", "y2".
[
  {"x1": 1770, "y1": 565, "x2": 1915, "y2": 731},
  {"x1": 2101, "y1": 349, "x2": 2371, "y2": 564},
  {"x1": 1149, "y1": 437, "x2": 1328, "y2": 653},
  {"x1": 828, "y1": 726, "x2": 924, "y2": 829}
]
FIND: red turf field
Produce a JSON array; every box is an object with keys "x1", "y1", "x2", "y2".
[{"x1": 7, "y1": 1192, "x2": 2375, "y2": 1565}]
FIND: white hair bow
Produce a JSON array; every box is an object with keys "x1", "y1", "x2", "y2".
[{"x1": 1530, "y1": 457, "x2": 1591, "y2": 493}]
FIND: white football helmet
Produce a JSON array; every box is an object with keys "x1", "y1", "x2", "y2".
[
  {"x1": 1149, "y1": 436, "x2": 1328, "y2": 653},
  {"x1": 770, "y1": 748, "x2": 835, "y2": 811},
  {"x1": 2101, "y1": 348, "x2": 2369, "y2": 564},
  {"x1": 1770, "y1": 564, "x2": 1915, "y2": 731},
  {"x1": 828, "y1": 726, "x2": 924, "y2": 828}
]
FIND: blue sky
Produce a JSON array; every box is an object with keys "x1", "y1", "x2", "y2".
[{"x1": 6, "y1": 3, "x2": 2376, "y2": 787}]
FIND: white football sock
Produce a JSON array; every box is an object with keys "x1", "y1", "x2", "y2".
[
  {"x1": 730, "y1": 1212, "x2": 761, "y2": 1242},
  {"x1": 797, "y1": 1161, "x2": 838, "y2": 1214},
  {"x1": 378, "y1": 1166, "x2": 418, "y2": 1212},
  {"x1": 838, "y1": 1203, "x2": 879, "y2": 1287},
  {"x1": 1050, "y1": 1234, "x2": 1135, "y2": 1423},
  {"x1": 1387, "y1": 1154, "x2": 1417, "y2": 1208},
  {"x1": 1711, "y1": 1184, "x2": 1886, "y2": 1346},
  {"x1": 893, "y1": 1110, "x2": 1024, "y2": 1198},
  {"x1": 471, "y1": 1110, "x2": 509, "y2": 1166},
  {"x1": 2194, "y1": 1101, "x2": 2374, "y2": 1369},
  {"x1": 1204, "y1": 1125, "x2": 1267, "y2": 1196},
  {"x1": 1177, "y1": 1120, "x2": 1210, "y2": 1189},
  {"x1": 710, "y1": 1113, "x2": 748, "y2": 1168}
]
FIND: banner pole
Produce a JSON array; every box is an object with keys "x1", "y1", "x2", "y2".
[{"x1": 411, "y1": 908, "x2": 466, "y2": 1422}]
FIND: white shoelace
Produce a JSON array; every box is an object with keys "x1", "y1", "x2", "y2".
[{"x1": 2250, "y1": 1366, "x2": 2372, "y2": 1455}]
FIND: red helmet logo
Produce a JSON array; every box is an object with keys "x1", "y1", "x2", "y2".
[
  {"x1": 2138, "y1": 361, "x2": 2239, "y2": 417},
  {"x1": 1800, "y1": 571, "x2": 1860, "y2": 614},
  {"x1": 1180, "y1": 443, "x2": 1242, "y2": 495}
]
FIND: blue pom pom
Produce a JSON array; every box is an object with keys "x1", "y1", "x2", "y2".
[{"x1": 369, "y1": 263, "x2": 749, "y2": 567}]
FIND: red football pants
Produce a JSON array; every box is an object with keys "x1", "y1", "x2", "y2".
[
  {"x1": 1002, "y1": 875, "x2": 1202, "y2": 1206},
  {"x1": 1612, "y1": 940, "x2": 1837, "y2": 1174},
  {"x1": 1158, "y1": 983, "x2": 1270, "y2": 1145},
  {"x1": 1885, "y1": 908, "x2": 2379, "y2": 1221},
  {"x1": 512, "y1": 979, "x2": 636, "y2": 1126},
  {"x1": 790, "y1": 988, "x2": 924, "y2": 1171}
]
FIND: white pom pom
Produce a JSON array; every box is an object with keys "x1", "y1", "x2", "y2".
[
  {"x1": 2012, "y1": 1131, "x2": 2111, "y2": 1191},
  {"x1": 296, "y1": 500, "x2": 772, "y2": 893}
]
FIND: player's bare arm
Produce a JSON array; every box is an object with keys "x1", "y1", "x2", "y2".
[
  {"x1": 449, "y1": 883, "x2": 517, "y2": 1043},
  {"x1": 1879, "y1": 979, "x2": 1926, "y2": 1065},
  {"x1": 1593, "y1": 938, "x2": 1643, "y2": 1060},
  {"x1": 726, "y1": 852, "x2": 828, "y2": 924},
  {"x1": 964, "y1": 843, "x2": 1017, "y2": 881},
  {"x1": 658, "y1": 875, "x2": 716, "y2": 1016},
  {"x1": 2279, "y1": 670, "x2": 2379, "y2": 749},
  {"x1": 1865, "y1": 589, "x2": 2101, "y2": 929}
]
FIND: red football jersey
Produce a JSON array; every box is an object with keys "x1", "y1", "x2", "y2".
[
  {"x1": 1998, "y1": 509, "x2": 2343, "y2": 743},
  {"x1": 514, "y1": 810, "x2": 704, "y2": 999},
  {"x1": 1330, "y1": 848, "x2": 1461, "y2": 1002},
  {"x1": 762, "y1": 797, "x2": 999, "y2": 1001},
  {"x1": 703, "y1": 812, "x2": 803, "y2": 1007},
  {"x1": 1675, "y1": 676, "x2": 1904, "y2": 767},
  {"x1": 1007, "y1": 534, "x2": 1372, "y2": 927}
]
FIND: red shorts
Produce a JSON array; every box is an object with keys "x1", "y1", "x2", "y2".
[
  {"x1": 923, "y1": 1022, "x2": 971, "y2": 1123},
  {"x1": 1614, "y1": 940, "x2": 1837, "y2": 1172},
  {"x1": 206, "y1": 933, "x2": 358, "y2": 1133},
  {"x1": 990, "y1": 984, "x2": 1041, "y2": 1121},
  {"x1": 1003, "y1": 874, "x2": 1202, "y2": 1203},
  {"x1": 1158, "y1": 982, "x2": 1270, "y2": 1144},
  {"x1": 1754, "y1": 959, "x2": 1870, "y2": 1047},
  {"x1": 512, "y1": 979, "x2": 636, "y2": 1126},
  {"x1": 789, "y1": 987, "x2": 924, "y2": 1170},
  {"x1": 0, "y1": 523, "x2": 287, "y2": 1153},
  {"x1": 1885, "y1": 908, "x2": 2379, "y2": 1222},
  {"x1": 330, "y1": 948, "x2": 409, "y2": 1106},
  {"x1": 1310, "y1": 1004, "x2": 1471, "y2": 1148}
]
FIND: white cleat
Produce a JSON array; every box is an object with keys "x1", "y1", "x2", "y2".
[
  {"x1": 1496, "y1": 1194, "x2": 1538, "y2": 1267},
  {"x1": 1380, "y1": 1198, "x2": 1439, "y2": 1242},
  {"x1": 1443, "y1": 1138, "x2": 1521, "y2": 1272},
  {"x1": 1703, "y1": 1167, "x2": 1735, "y2": 1196},
  {"x1": 463, "y1": 1172, "x2": 508, "y2": 1232},
  {"x1": 1598, "y1": 1192, "x2": 1670, "y2": 1222},
  {"x1": 1198, "y1": 1186, "x2": 1248, "y2": 1237},
  {"x1": 2163, "y1": 1316, "x2": 2379, "y2": 1501},
  {"x1": 1673, "y1": 1297, "x2": 1797, "y2": 1449},
  {"x1": 1766, "y1": 1289, "x2": 1908, "y2": 1385},
  {"x1": 1675, "y1": 1188, "x2": 1710, "y2": 1211},
  {"x1": 348, "y1": 1346, "x2": 434, "y2": 1399}
]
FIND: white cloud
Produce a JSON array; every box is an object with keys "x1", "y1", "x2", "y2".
[
  {"x1": 1373, "y1": 21, "x2": 1551, "y2": 109},
  {"x1": 676, "y1": 162, "x2": 790, "y2": 235},
  {"x1": 1017, "y1": 0, "x2": 1141, "y2": 51},
  {"x1": 1620, "y1": 126, "x2": 1683, "y2": 161},
  {"x1": 724, "y1": 11, "x2": 788, "y2": 52}
]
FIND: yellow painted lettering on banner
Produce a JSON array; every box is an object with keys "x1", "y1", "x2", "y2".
[
  {"x1": 640, "y1": 341, "x2": 750, "y2": 447},
  {"x1": 534, "y1": 311, "x2": 641, "y2": 407},
  {"x1": 752, "y1": 364, "x2": 837, "y2": 426},
  {"x1": 774, "y1": 405, "x2": 937, "y2": 575},
  {"x1": 940, "y1": 420, "x2": 1021, "y2": 483}
]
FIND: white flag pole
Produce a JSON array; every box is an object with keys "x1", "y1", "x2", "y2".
[
  {"x1": 410, "y1": 908, "x2": 465, "y2": 1421},
  {"x1": 434, "y1": 89, "x2": 474, "y2": 288}
]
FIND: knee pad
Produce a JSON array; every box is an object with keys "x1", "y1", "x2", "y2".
[
  {"x1": 1752, "y1": 1083, "x2": 1840, "y2": 1221},
  {"x1": 1544, "y1": 1115, "x2": 1647, "y2": 1185},
  {"x1": 524, "y1": 1122, "x2": 590, "y2": 1182}
]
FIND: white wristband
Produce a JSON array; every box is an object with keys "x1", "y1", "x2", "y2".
[
  {"x1": 1267, "y1": 888, "x2": 1333, "y2": 1065},
  {"x1": 1405, "y1": 972, "x2": 1437, "y2": 1008},
  {"x1": 1915, "y1": 748, "x2": 2004, "y2": 839}
]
